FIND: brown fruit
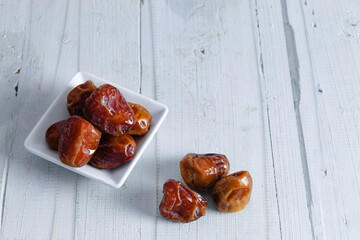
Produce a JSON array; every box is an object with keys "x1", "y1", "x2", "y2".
[
  {"x1": 126, "y1": 103, "x2": 152, "y2": 136},
  {"x1": 159, "y1": 179, "x2": 207, "y2": 223},
  {"x1": 180, "y1": 153, "x2": 230, "y2": 191},
  {"x1": 45, "y1": 120, "x2": 65, "y2": 150},
  {"x1": 89, "y1": 134, "x2": 136, "y2": 169},
  {"x1": 67, "y1": 80, "x2": 97, "y2": 116},
  {"x1": 83, "y1": 84, "x2": 135, "y2": 136},
  {"x1": 211, "y1": 171, "x2": 253, "y2": 213},
  {"x1": 59, "y1": 116, "x2": 101, "y2": 167}
]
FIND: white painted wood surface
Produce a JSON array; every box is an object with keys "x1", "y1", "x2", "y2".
[{"x1": 0, "y1": 0, "x2": 359, "y2": 239}]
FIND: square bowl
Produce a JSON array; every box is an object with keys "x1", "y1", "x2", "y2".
[{"x1": 24, "y1": 71, "x2": 168, "y2": 188}]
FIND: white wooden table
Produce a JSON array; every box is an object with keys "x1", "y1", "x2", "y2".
[{"x1": 1, "y1": 0, "x2": 359, "y2": 239}]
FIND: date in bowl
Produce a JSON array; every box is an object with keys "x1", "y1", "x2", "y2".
[{"x1": 24, "y1": 72, "x2": 168, "y2": 188}]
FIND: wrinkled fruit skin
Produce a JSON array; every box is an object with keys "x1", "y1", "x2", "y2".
[
  {"x1": 45, "y1": 120, "x2": 66, "y2": 150},
  {"x1": 59, "y1": 116, "x2": 101, "y2": 167},
  {"x1": 180, "y1": 153, "x2": 230, "y2": 191},
  {"x1": 211, "y1": 171, "x2": 253, "y2": 213},
  {"x1": 83, "y1": 84, "x2": 135, "y2": 136},
  {"x1": 89, "y1": 134, "x2": 136, "y2": 169},
  {"x1": 126, "y1": 103, "x2": 152, "y2": 136},
  {"x1": 159, "y1": 179, "x2": 207, "y2": 223},
  {"x1": 67, "y1": 80, "x2": 97, "y2": 116}
]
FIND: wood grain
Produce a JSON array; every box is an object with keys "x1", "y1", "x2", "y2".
[
  {"x1": 1, "y1": 0, "x2": 359, "y2": 239},
  {"x1": 0, "y1": 1, "x2": 79, "y2": 239},
  {"x1": 0, "y1": 0, "x2": 30, "y2": 229},
  {"x1": 72, "y1": 1, "x2": 150, "y2": 240},
  {"x1": 149, "y1": 0, "x2": 281, "y2": 239},
  {"x1": 250, "y1": 0, "x2": 314, "y2": 238},
  {"x1": 286, "y1": 0, "x2": 360, "y2": 238}
]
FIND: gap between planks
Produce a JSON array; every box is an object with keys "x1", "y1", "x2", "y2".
[
  {"x1": 280, "y1": 0, "x2": 315, "y2": 238},
  {"x1": 0, "y1": 143, "x2": 10, "y2": 229},
  {"x1": 253, "y1": 0, "x2": 317, "y2": 238},
  {"x1": 253, "y1": 0, "x2": 283, "y2": 238},
  {"x1": 138, "y1": 0, "x2": 143, "y2": 95},
  {"x1": 144, "y1": 1, "x2": 161, "y2": 238}
]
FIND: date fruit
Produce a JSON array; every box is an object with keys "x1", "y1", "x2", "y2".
[
  {"x1": 89, "y1": 134, "x2": 136, "y2": 169},
  {"x1": 83, "y1": 84, "x2": 135, "y2": 136},
  {"x1": 126, "y1": 103, "x2": 152, "y2": 136},
  {"x1": 67, "y1": 80, "x2": 97, "y2": 116},
  {"x1": 159, "y1": 179, "x2": 207, "y2": 223},
  {"x1": 211, "y1": 171, "x2": 253, "y2": 213},
  {"x1": 45, "y1": 120, "x2": 65, "y2": 150},
  {"x1": 59, "y1": 116, "x2": 101, "y2": 167},
  {"x1": 180, "y1": 153, "x2": 230, "y2": 191}
]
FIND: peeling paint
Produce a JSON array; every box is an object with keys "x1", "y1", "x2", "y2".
[
  {"x1": 14, "y1": 81, "x2": 19, "y2": 97},
  {"x1": 317, "y1": 84, "x2": 323, "y2": 93}
]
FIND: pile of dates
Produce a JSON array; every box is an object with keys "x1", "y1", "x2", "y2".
[
  {"x1": 159, "y1": 153, "x2": 252, "y2": 223},
  {"x1": 45, "y1": 81, "x2": 152, "y2": 169}
]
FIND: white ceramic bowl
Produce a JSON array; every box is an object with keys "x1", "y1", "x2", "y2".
[{"x1": 24, "y1": 72, "x2": 168, "y2": 188}]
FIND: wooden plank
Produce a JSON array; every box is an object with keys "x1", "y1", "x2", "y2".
[
  {"x1": 286, "y1": 0, "x2": 360, "y2": 238},
  {"x1": 249, "y1": 0, "x2": 314, "y2": 238},
  {"x1": 136, "y1": 0, "x2": 158, "y2": 237},
  {"x1": 150, "y1": 0, "x2": 281, "y2": 239},
  {"x1": 0, "y1": 0, "x2": 29, "y2": 229},
  {"x1": 49, "y1": 0, "x2": 82, "y2": 239},
  {"x1": 77, "y1": 0, "x2": 140, "y2": 91},
  {"x1": 0, "y1": 0, "x2": 79, "y2": 239},
  {"x1": 72, "y1": 1, "x2": 152, "y2": 239}
]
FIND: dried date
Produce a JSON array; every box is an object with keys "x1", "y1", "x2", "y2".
[
  {"x1": 126, "y1": 103, "x2": 152, "y2": 136},
  {"x1": 59, "y1": 116, "x2": 101, "y2": 167},
  {"x1": 45, "y1": 120, "x2": 65, "y2": 150},
  {"x1": 180, "y1": 153, "x2": 229, "y2": 191},
  {"x1": 83, "y1": 84, "x2": 135, "y2": 136},
  {"x1": 211, "y1": 171, "x2": 252, "y2": 213},
  {"x1": 89, "y1": 134, "x2": 136, "y2": 169},
  {"x1": 67, "y1": 80, "x2": 97, "y2": 116},
  {"x1": 159, "y1": 179, "x2": 207, "y2": 223}
]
